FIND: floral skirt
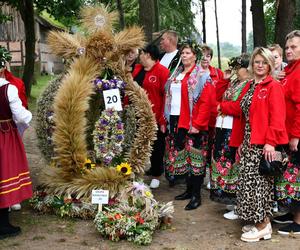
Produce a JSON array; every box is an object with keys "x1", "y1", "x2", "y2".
[
  {"x1": 275, "y1": 146, "x2": 300, "y2": 209},
  {"x1": 164, "y1": 129, "x2": 208, "y2": 177},
  {"x1": 210, "y1": 128, "x2": 238, "y2": 204}
]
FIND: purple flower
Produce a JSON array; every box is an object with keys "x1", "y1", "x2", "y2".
[
  {"x1": 116, "y1": 135, "x2": 124, "y2": 141},
  {"x1": 103, "y1": 155, "x2": 112, "y2": 165}
]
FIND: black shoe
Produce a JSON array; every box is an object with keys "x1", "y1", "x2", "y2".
[
  {"x1": 273, "y1": 213, "x2": 293, "y2": 224},
  {"x1": 278, "y1": 222, "x2": 300, "y2": 235},
  {"x1": 174, "y1": 191, "x2": 192, "y2": 200},
  {"x1": 184, "y1": 196, "x2": 201, "y2": 210},
  {"x1": 0, "y1": 225, "x2": 21, "y2": 239}
]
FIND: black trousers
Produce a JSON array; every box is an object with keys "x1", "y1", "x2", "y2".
[
  {"x1": 186, "y1": 175, "x2": 204, "y2": 198},
  {"x1": 150, "y1": 129, "x2": 166, "y2": 176}
]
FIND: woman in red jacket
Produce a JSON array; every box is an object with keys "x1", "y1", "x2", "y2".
[
  {"x1": 164, "y1": 42, "x2": 216, "y2": 210},
  {"x1": 236, "y1": 47, "x2": 288, "y2": 242},
  {"x1": 274, "y1": 30, "x2": 300, "y2": 235},
  {"x1": 210, "y1": 54, "x2": 250, "y2": 210},
  {"x1": 132, "y1": 44, "x2": 170, "y2": 189}
]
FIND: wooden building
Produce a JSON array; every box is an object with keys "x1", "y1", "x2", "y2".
[{"x1": 0, "y1": 5, "x2": 64, "y2": 75}]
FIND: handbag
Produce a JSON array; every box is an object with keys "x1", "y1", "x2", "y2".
[{"x1": 259, "y1": 151, "x2": 288, "y2": 176}]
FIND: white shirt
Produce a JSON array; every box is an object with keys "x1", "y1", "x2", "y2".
[
  {"x1": 170, "y1": 73, "x2": 184, "y2": 115},
  {"x1": 160, "y1": 50, "x2": 178, "y2": 68},
  {"x1": 0, "y1": 78, "x2": 32, "y2": 125}
]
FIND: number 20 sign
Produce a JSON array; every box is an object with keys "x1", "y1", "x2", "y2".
[{"x1": 103, "y1": 89, "x2": 122, "y2": 111}]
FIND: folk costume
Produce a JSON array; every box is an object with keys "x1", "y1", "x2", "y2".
[
  {"x1": 132, "y1": 61, "x2": 170, "y2": 178},
  {"x1": 164, "y1": 63, "x2": 216, "y2": 209},
  {"x1": 210, "y1": 55, "x2": 250, "y2": 204},
  {"x1": 210, "y1": 78, "x2": 249, "y2": 204},
  {"x1": 236, "y1": 76, "x2": 288, "y2": 223},
  {"x1": 276, "y1": 59, "x2": 300, "y2": 213},
  {"x1": 0, "y1": 78, "x2": 32, "y2": 238}
]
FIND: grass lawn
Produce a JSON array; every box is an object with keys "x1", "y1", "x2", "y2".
[{"x1": 28, "y1": 75, "x2": 53, "y2": 111}]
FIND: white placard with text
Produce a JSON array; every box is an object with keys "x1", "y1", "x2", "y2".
[
  {"x1": 92, "y1": 189, "x2": 109, "y2": 204},
  {"x1": 103, "y1": 89, "x2": 122, "y2": 111}
]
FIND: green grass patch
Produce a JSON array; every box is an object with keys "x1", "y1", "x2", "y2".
[{"x1": 29, "y1": 75, "x2": 53, "y2": 111}]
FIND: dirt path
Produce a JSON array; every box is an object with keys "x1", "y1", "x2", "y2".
[{"x1": 1, "y1": 116, "x2": 300, "y2": 250}]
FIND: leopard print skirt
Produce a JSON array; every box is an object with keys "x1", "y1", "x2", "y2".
[{"x1": 235, "y1": 123, "x2": 274, "y2": 223}]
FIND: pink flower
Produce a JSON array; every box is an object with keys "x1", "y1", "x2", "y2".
[{"x1": 225, "y1": 161, "x2": 232, "y2": 169}]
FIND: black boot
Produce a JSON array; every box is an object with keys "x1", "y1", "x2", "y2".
[
  {"x1": 0, "y1": 208, "x2": 21, "y2": 239},
  {"x1": 184, "y1": 176, "x2": 203, "y2": 210},
  {"x1": 185, "y1": 196, "x2": 201, "y2": 210},
  {"x1": 174, "y1": 176, "x2": 192, "y2": 200},
  {"x1": 175, "y1": 190, "x2": 192, "y2": 200}
]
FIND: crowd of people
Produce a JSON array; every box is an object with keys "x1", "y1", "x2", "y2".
[
  {"x1": 128, "y1": 29, "x2": 300, "y2": 242},
  {"x1": 1, "y1": 28, "x2": 300, "y2": 244}
]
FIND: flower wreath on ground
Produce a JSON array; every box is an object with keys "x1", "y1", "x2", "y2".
[{"x1": 94, "y1": 181, "x2": 174, "y2": 245}]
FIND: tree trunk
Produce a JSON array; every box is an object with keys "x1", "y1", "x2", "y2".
[
  {"x1": 19, "y1": 0, "x2": 35, "y2": 97},
  {"x1": 201, "y1": 0, "x2": 206, "y2": 43},
  {"x1": 138, "y1": 0, "x2": 154, "y2": 42},
  {"x1": 116, "y1": 0, "x2": 125, "y2": 29},
  {"x1": 275, "y1": 0, "x2": 296, "y2": 49},
  {"x1": 153, "y1": 0, "x2": 159, "y2": 32},
  {"x1": 250, "y1": 0, "x2": 266, "y2": 47},
  {"x1": 241, "y1": 0, "x2": 247, "y2": 53},
  {"x1": 214, "y1": 0, "x2": 221, "y2": 69}
]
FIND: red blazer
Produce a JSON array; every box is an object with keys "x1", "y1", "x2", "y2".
[
  {"x1": 208, "y1": 65, "x2": 223, "y2": 128},
  {"x1": 4, "y1": 69, "x2": 28, "y2": 109},
  {"x1": 132, "y1": 62, "x2": 170, "y2": 126},
  {"x1": 238, "y1": 76, "x2": 288, "y2": 146},
  {"x1": 281, "y1": 59, "x2": 300, "y2": 139},
  {"x1": 220, "y1": 83, "x2": 249, "y2": 147},
  {"x1": 178, "y1": 67, "x2": 216, "y2": 131}
]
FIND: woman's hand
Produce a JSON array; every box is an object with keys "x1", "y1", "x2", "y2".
[
  {"x1": 189, "y1": 126, "x2": 199, "y2": 134},
  {"x1": 289, "y1": 138, "x2": 299, "y2": 152},
  {"x1": 277, "y1": 70, "x2": 286, "y2": 80},
  {"x1": 263, "y1": 144, "x2": 275, "y2": 161}
]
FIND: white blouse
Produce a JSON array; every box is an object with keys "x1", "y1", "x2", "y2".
[{"x1": 0, "y1": 78, "x2": 32, "y2": 125}]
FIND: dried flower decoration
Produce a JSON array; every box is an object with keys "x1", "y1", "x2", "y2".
[{"x1": 228, "y1": 53, "x2": 250, "y2": 70}]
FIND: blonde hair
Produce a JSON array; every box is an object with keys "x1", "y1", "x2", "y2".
[
  {"x1": 268, "y1": 44, "x2": 283, "y2": 57},
  {"x1": 248, "y1": 47, "x2": 275, "y2": 76},
  {"x1": 285, "y1": 30, "x2": 300, "y2": 41}
]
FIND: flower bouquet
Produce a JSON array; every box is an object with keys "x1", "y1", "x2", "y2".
[{"x1": 94, "y1": 181, "x2": 174, "y2": 245}]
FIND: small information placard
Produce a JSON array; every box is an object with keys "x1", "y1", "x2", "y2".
[
  {"x1": 92, "y1": 190, "x2": 109, "y2": 205},
  {"x1": 103, "y1": 89, "x2": 122, "y2": 111}
]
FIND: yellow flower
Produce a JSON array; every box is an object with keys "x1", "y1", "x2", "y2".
[
  {"x1": 84, "y1": 158, "x2": 96, "y2": 170},
  {"x1": 145, "y1": 191, "x2": 153, "y2": 198},
  {"x1": 116, "y1": 162, "x2": 132, "y2": 175}
]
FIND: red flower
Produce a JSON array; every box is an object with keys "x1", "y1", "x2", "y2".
[
  {"x1": 186, "y1": 157, "x2": 191, "y2": 164},
  {"x1": 114, "y1": 213, "x2": 122, "y2": 220}
]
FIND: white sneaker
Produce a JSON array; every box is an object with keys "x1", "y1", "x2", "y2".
[
  {"x1": 242, "y1": 224, "x2": 255, "y2": 233},
  {"x1": 206, "y1": 181, "x2": 211, "y2": 190},
  {"x1": 226, "y1": 204, "x2": 236, "y2": 211},
  {"x1": 11, "y1": 203, "x2": 21, "y2": 211},
  {"x1": 241, "y1": 223, "x2": 272, "y2": 242},
  {"x1": 150, "y1": 179, "x2": 160, "y2": 189},
  {"x1": 223, "y1": 210, "x2": 239, "y2": 220}
]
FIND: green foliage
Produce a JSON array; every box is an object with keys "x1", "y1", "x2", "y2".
[
  {"x1": 264, "y1": 0, "x2": 276, "y2": 45},
  {"x1": 0, "y1": 11, "x2": 12, "y2": 24},
  {"x1": 96, "y1": 0, "x2": 200, "y2": 39},
  {"x1": 295, "y1": 1, "x2": 300, "y2": 30}
]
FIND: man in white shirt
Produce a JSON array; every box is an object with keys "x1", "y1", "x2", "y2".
[{"x1": 159, "y1": 30, "x2": 180, "y2": 73}]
